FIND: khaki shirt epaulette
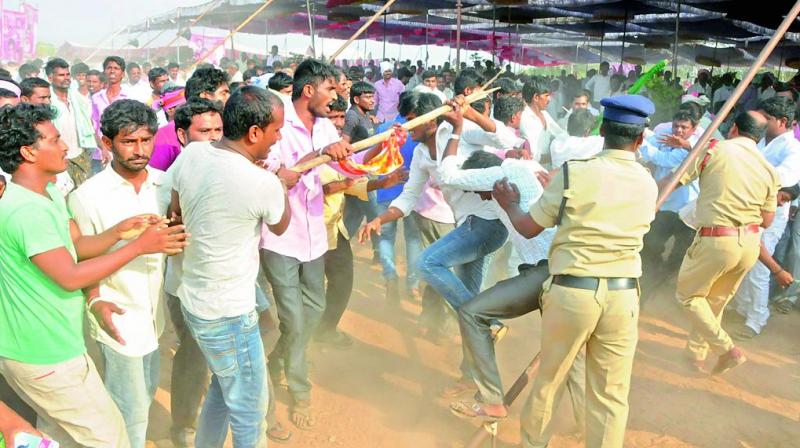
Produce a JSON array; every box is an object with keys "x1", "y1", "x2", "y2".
[
  {"x1": 530, "y1": 149, "x2": 658, "y2": 278},
  {"x1": 679, "y1": 137, "x2": 779, "y2": 227}
]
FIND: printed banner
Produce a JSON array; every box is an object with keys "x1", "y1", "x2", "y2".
[{"x1": 189, "y1": 33, "x2": 225, "y2": 65}]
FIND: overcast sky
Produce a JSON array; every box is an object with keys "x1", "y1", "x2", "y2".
[{"x1": 32, "y1": 0, "x2": 200, "y2": 47}]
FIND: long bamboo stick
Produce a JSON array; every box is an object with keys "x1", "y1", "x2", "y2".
[
  {"x1": 191, "y1": 0, "x2": 277, "y2": 70},
  {"x1": 657, "y1": 0, "x2": 800, "y2": 208},
  {"x1": 85, "y1": 26, "x2": 130, "y2": 62},
  {"x1": 156, "y1": 0, "x2": 221, "y2": 51},
  {"x1": 327, "y1": 0, "x2": 399, "y2": 63},
  {"x1": 290, "y1": 87, "x2": 500, "y2": 173}
]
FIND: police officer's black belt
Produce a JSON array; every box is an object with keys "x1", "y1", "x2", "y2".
[{"x1": 553, "y1": 275, "x2": 638, "y2": 291}]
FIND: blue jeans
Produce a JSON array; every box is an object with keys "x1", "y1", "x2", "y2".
[
  {"x1": 182, "y1": 307, "x2": 268, "y2": 448},
  {"x1": 417, "y1": 216, "x2": 509, "y2": 311},
  {"x1": 376, "y1": 201, "x2": 422, "y2": 288},
  {"x1": 99, "y1": 344, "x2": 160, "y2": 448}
]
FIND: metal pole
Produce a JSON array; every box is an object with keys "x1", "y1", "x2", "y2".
[
  {"x1": 456, "y1": 0, "x2": 462, "y2": 69},
  {"x1": 599, "y1": 21, "x2": 605, "y2": 61},
  {"x1": 306, "y1": 0, "x2": 315, "y2": 58},
  {"x1": 425, "y1": 13, "x2": 430, "y2": 65},
  {"x1": 620, "y1": 9, "x2": 628, "y2": 67},
  {"x1": 658, "y1": 0, "x2": 800, "y2": 209},
  {"x1": 383, "y1": 13, "x2": 387, "y2": 60},
  {"x1": 176, "y1": 9, "x2": 181, "y2": 63},
  {"x1": 672, "y1": 0, "x2": 681, "y2": 77},
  {"x1": 492, "y1": 3, "x2": 497, "y2": 65}
]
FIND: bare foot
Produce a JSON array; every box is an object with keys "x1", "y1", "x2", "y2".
[{"x1": 290, "y1": 401, "x2": 315, "y2": 430}]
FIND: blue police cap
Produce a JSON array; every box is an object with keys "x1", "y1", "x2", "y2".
[{"x1": 600, "y1": 94, "x2": 655, "y2": 125}]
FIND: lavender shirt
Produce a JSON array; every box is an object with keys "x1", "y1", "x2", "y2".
[
  {"x1": 374, "y1": 78, "x2": 405, "y2": 122},
  {"x1": 149, "y1": 121, "x2": 181, "y2": 171}
]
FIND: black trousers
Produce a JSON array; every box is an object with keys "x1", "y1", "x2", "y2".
[
  {"x1": 640, "y1": 211, "x2": 695, "y2": 293},
  {"x1": 319, "y1": 231, "x2": 355, "y2": 335}
]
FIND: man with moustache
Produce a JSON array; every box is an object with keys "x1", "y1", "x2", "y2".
[
  {"x1": 90, "y1": 56, "x2": 129, "y2": 169},
  {"x1": 68, "y1": 100, "x2": 167, "y2": 448}
]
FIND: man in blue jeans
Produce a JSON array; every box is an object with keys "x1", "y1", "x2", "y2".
[
  {"x1": 170, "y1": 87, "x2": 290, "y2": 447},
  {"x1": 375, "y1": 91, "x2": 423, "y2": 302}
]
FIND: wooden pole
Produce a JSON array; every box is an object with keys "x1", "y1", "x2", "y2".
[
  {"x1": 191, "y1": 0, "x2": 277, "y2": 70},
  {"x1": 657, "y1": 0, "x2": 800, "y2": 209},
  {"x1": 672, "y1": 0, "x2": 681, "y2": 77},
  {"x1": 306, "y1": 0, "x2": 316, "y2": 58},
  {"x1": 85, "y1": 26, "x2": 130, "y2": 62},
  {"x1": 328, "y1": 0, "x2": 399, "y2": 62},
  {"x1": 159, "y1": 0, "x2": 219, "y2": 52},
  {"x1": 290, "y1": 87, "x2": 500, "y2": 173}
]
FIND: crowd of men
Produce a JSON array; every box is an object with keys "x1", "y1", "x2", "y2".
[{"x1": 0, "y1": 47, "x2": 798, "y2": 448}]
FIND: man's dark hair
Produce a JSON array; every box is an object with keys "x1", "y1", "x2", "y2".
[
  {"x1": 87, "y1": 69, "x2": 105, "y2": 83},
  {"x1": 397, "y1": 67, "x2": 413, "y2": 80},
  {"x1": 292, "y1": 59, "x2": 336, "y2": 101},
  {"x1": 126, "y1": 62, "x2": 140, "y2": 74},
  {"x1": 242, "y1": 68, "x2": 258, "y2": 82},
  {"x1": 780, "y1": 183, "x2": 800, "y2": 201},
  {"x1": 348, "y1": 66, "x2": 364, "y2": 81},
  {"x1": 0, "y1": 78, "x2": 21, "y2": 99},
  {"x1": 223, "y1": 86, "x2": 282, "y2": 140},
  {"x1": 0, "y1": 67, "x2": 10, "y2": 78},
  {"x1": 20, "y1": 77, "x2": 50, "y2": 97},
  {"x1": 678, "y1": 101, "x2": 703, "y2": 122},
  {"x1": 174, "y1": 98, "x2": 223, "y2": 134},
  {"x1": 673, "y1": 110, "x2": 698, "y2": 126},
  {"x1": 522, "y1": 77, "x2": 550, "y2": 103},
  {"x1": 100, "y1": 99, "x2": 158, "y2": 140},
  {"x1": 44, "y1": 58, "x2": 69, "y2": 77},
  {"x1": 574, "y1": 90, "x2": 591, "y2": 102},
  {"x1": 414, "y1": 92, "x2": 443, "y2": 119},
  {"x1": 758, "y1": 96, "x2": 795, "y2": 123},
  {"x1": 148, "y1": 67, "x2": 168, "y2": 83},
  {"x1": 775, "y1": 82, "x2": 799, "y2": 102},
  {"x1": 18, "y1": 63, "x2": 37, "y2": 78},
  {"x1": 329, "y1": 95, "x2": 348, "y2": 113},
  {"x1": 185, "y1": 67, "x2": 229, "y2": 100},
  {"x1": 600, "y1": 119, "x2": 646, "y2": 149},
  {"x1": 167, "y1": 62, "x2": 180, "y2": 70},
  {"x1": 462, "y1": 150, "x2": 502, "y2": 170},
  {"x1": 0, "y1": 103, "x2": 54, "y2": 173},
  {"x1": 567, "y1": 109, "x2": 596, "y2": 137},
  {"x1": 103, "y1": 55, "x2": 126, "y2": 72},
  {"x1": 493, "y1": 96, "x2": 525, "y2": 124},
  {"x1": 733, "y1": 111, "x2": 768, "y2": 142},
  {"x1": 495, "y1": 77, "x2": 520, "y2": 96},
  {"x1": 71, "y1": 62, "x2": 89, "y2": 77},
  {"x1": 350, "y1": 80, "x2": 375, "y2": 105},
  {"x1": 268, "y1": 72, "x2": 293, "y2": 91},
  {"x1": 421, "y1": 69, "x2": 437, "y2": 80},
  {"x1": 454, "y1": 68, "x2": 484, "y2": 96},
  {"x1": 398, "y1": 91, "x2": 419, "y2": 118}
]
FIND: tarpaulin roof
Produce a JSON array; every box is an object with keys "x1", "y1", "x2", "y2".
[{"x1": 128, "y1": 0, "x2": 800, "y2": 67}]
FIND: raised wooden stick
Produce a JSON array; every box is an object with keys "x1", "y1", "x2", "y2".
[
  {"x1": 191, "y1": 0, "x2": 277, "y2": 69},
  {"x1": 327, "y1": 0, "x2": 399, "y2": 63},
  {"x1": 657, "y1": 0, "x2": 800, "y2": 208},
  {"x1": 481, "y1": 69, "x2": 502, "y2": 91},
  {"x1": 290, "y1": 87, "x2": 500, "y2": 173}
]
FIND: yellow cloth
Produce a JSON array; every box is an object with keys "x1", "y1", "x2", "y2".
[
  {"x1": 529, "y1": 149, "x2": 657, "y2": 278},
  {"x1": 319, "y1": 165, "x2": 368, "y2": 250},
  {"x1": 679, "y1": 137, "x2": 779, "y2": 227}
]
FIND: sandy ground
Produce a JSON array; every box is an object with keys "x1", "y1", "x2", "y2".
[{"x1": 122, "y1": 242, "x2": 800, "y2": 448}]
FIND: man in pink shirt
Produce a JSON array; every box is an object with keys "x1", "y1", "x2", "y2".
[
  {"x1": 260, "y1": 59, "x2": 351, "y2": 430},
  {"x1": 149, "y1": 67, "x2": 230, "y2": 171},
  {"x1": 374, "y1": 61, "x2": 405, "y2": 122},
  {"x1": 91, "y1": 56, "x2": 128, "y2": 165}
]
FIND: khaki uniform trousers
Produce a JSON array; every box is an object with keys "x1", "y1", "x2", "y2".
[
  {"x1": 521, "y1": 278, "x2": 639, "y2": 448},
  {"x1": 676, "y1": 231, "x2": 761, "y2": 361},
  {"x1": 0, "y1": 353, "x2": 130, "y2": 448}
]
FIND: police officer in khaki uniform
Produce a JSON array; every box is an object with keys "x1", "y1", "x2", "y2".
[
  {"x1": 493, "y1": 94, "x2": 657, "y2": 448},
  {"x1": 667, "y1": 110, "x2": 779, "y2": 374}
]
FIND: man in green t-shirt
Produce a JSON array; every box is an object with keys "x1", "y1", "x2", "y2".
[{"x1": 0, "y1": 103, "x2": 188, "y2": 447}]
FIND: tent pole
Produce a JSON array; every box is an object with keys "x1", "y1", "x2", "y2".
[
  {"x1": 191, "y1": 0, "x2": 278, "y2": 69},
  {"x1": 176, "y1": 9, "x2": 181, "y2": 63},
  {"x1": 620, "y1": 8, "x2": 628, "y2": 68},
  {"x1": 157, "y1": 0, "x2": 219, "y2": 51},
  {"x1": 456, "y1": 0, "x2": 462, "y2": 70},
  {"x1": 306, "y1": 0, "x2": 315, "y2": 58},
  {"x1": 492, "y1": 3, "x2": 497, "y2": 65},
  {"x1": 599, "y1": 21, "x2": 605, "y2": 61},
  {"x1": 672, "y1": 0, "x2": 681, "y2": 77},
  {"x1": 658, "y1": 0, "x2": 800, "y2": 209},
  {"x1": 328, "y1": 0, "x2": 397, "y2": 62}
]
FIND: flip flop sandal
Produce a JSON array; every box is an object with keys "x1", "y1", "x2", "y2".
[
  {"x1": 774, "y1": 296, "x2": 795, "y2": 314},
  {"x1": 267, "y1": 422, "x2": 293, "y2": 444},
  {"x1": 449, "y1": 401, "x2": 507, "y2": 422}
]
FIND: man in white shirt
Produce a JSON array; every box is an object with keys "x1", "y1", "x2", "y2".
[
  {"x1": 687, "y1": 69, "x2": 712, "y2": 98},
  {"x1": 584, "y1": 61, "x2": 611, "y2": 107},
  {"x1": 267, "y1": 45, "x2": 283, "y2": 68},
  {"x1": 550, "y1": 108, "x2": 604, "y2": 169},
  {"x1": 437, "y1": 144, "x2": 585, "y2": 433},
  {"x1": 171, "y1": 87, "x2": 290, "y2": 447},
  {"x1": 734, "y1": 96, "x2": 800, "y2": 339},
  {"x1": 558, "y1": 90, "x2": 600, "y2": 130},
  {"x1": 68, "y1": 99, "x2": 166, "y2": 448},
  {"x1": 519, "y1": 77, "x2": 567, "y2": 166},
  {"x1": 125, "y1": 62, "x2": 152, "y2": 103},
  {"x1": 226, "y1": 62, "x2": 244, "y2": 84}
]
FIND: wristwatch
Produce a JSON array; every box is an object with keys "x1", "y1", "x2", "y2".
[{"x1": 450, "y1": 134, "x2": 461, "y2": 141}]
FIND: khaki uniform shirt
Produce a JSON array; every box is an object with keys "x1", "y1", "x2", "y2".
[
  {"x1": 679, "y1": 137, "x2": 779, "y2": 228},
  {"x1": 319, "y1": 165, "x2": 368, "y2": 250},
  {"x1": 530, "y1": 149, "x2": 658, "y2": 278}
]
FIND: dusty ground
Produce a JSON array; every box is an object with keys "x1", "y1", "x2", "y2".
[{"x1": 127, "y1": 243, "x2": 800, "y2": 448}]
